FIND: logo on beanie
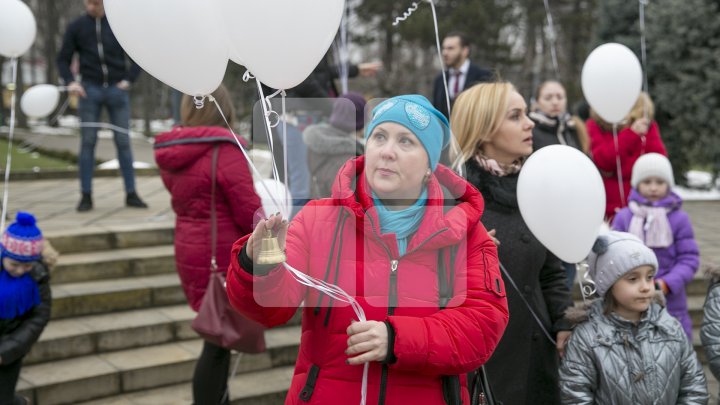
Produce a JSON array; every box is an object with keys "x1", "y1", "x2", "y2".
[
  {"x1": 404, "y1": 102, "x2": 431, "y2": 130},
  {"x1": 1, "y1": 234, "x2": 43, "y2": 259}
]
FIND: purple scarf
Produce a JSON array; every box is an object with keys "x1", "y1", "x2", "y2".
[{"x1": 628, "y1": 200, "x2": 673, "y2": 248}]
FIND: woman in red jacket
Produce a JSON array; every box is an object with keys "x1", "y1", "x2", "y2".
[
  {"x1": 588, "y1": 92, "x2": 667, "y2": 220},
  {"x1": 154, "y1": 85, "x2": 264, "y2": 405},
  {"x1": 227, "y1": 95, "x2": 509, "y2": 404}
]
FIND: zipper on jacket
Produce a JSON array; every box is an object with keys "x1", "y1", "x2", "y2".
[
  {"x1": 95, "y1": 18, "x2": 109, "y2": 87},
  {"x1": 378, "y1": 259, "x2": 398, "y2": 405},
  {"x1": 298, "y1": 364, "x2": 320, "y2": 402}
]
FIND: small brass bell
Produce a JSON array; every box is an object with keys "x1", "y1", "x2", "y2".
[{"x1": 256, "y1": 228, "x2": 286, "y2": 265}]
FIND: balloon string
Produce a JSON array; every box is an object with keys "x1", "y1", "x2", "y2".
[
  {"x1": 612, "y1": 124, "x2": 626, "y2": 207},
  {"x1": 255, "y1": 78, "x2": 283, "y2": 187},
  {"x1": 281, "y1": 91, "x2": 289, "y2": 216},
  {"x1": 392, "y1": 1, "x2": 421, "y2": 26},
  {"x1": 1, "y1": 58, "x2": 18, "y2": 232},
  {"x1": 281, "y1": 261, "x2": 368, "y2": 405},
  {"x1": 638, "y1": 0, "x2": 650, "y2": 121},
  {"x1": 542, "y1": 0, "x2": 560, "y2": 78},
  {"x1": 208, "y1": 97, "x2": 286, "y2": 218}
]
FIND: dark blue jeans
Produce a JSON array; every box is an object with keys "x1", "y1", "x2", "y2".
[{"x1": 78, "y1": 82, "x2": 136, "y2": 194}]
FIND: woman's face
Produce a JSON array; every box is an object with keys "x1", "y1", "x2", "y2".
[
  {"x1": 365, "y1": 122, "x2": 429, "y2": 204},
  {"x1": 537, "y1": 82, "x2": 567, "y2": 117},
  {"x1": 481, "y1": 91, "x2": 535, "y2": 164}
]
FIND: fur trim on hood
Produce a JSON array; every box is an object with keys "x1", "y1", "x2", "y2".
[
  {"x1": 564, "y1": 290, "x2": 667, "y2": 328},
  {"x1": 303, "y1": 123, "x2": 359, "y2": 155},
  {"x1": 704, "y1": 263, "x2": 720, "y2": 282}
]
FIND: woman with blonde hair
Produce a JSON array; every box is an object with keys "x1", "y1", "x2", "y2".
[
  {"x1": 451, "y1": 82, "x2": 573, "y2": 405},
  {"x1": 587, "y1": 91, "x2": 668, "y2": 220}
]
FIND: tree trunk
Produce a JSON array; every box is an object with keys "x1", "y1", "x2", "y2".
[
  {"x1": 43, "y1": 0, "x2": 59, "y2": 85},
  {"x1": 15, "y1": 59, "x2": 28, "y2": 129}
]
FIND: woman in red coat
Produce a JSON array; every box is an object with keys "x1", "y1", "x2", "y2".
[
  {"x1": 227, "y1": 95, "x2": 509, "y2": 404},
  {"x1": 154, "y1": 85, "x2": 263, "y2": 405},
  {"x1": 588, "y1": 92, "x2": 668, "y2": 220}
]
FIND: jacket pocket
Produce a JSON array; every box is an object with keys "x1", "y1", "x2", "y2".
[{"x1": 299, "y1": 364, "x2": 320, "y2": 402}]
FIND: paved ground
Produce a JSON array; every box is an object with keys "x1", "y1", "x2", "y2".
[{"x1": 6, "y1": 176, "x2": 174, "y2": 236}]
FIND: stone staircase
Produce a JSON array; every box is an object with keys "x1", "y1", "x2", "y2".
[
  {"x1": 14, "y1": 219, "x2": 719, "y2": 403},
  {"x1": 16, "y1": 225, "x2": 299, "y2": 405}
]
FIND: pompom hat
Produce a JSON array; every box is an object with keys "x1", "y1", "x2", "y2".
[
  {"x1": 365, "y1": 95, "x2": 450, "y2": 171},
  {"x1": 587, "y1": 231, "x2": 658, "y2": 297},
  {"x1": 1, "y1": 212, "x2": 44, "y2": 262}
]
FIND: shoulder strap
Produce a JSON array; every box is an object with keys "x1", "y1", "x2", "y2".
[{"x1": 210, "y1": 145, "x2": 219, "y2": 273}]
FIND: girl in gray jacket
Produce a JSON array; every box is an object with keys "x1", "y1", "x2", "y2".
[
  {"x1": 559, "y1": 231, "x2": 707, "y2": 404},
  {"x1": 701, "y1": 265, "x2": 720, "y2": 400}
]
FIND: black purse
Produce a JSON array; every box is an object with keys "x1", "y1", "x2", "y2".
[{"x1": 437, "y1": 248, "x2": 498, "y2": 405}]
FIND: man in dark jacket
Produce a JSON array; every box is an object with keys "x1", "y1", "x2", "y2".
[
  {"x1": 57, "y1": 0, "x2": 147, "y2": 212},
  {"x1": 432, "y1": 32, "x2": 493, "y2": 118}
]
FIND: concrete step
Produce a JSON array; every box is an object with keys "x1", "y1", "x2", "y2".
[
  {"x1": 25, "y1": 305, "x2": 195, "y2": 365},
  {"x1": 17, "y1": 327, "x2": 301, "y2": 405},
  {"x1": 74, "y1": 365, "x2": 294, "y2": 405},
  {"x1": 52, "y1": 273, "x2": 185, "y2": 319},
  {"x1": 52, "y1": 245, "x2": 175, "y2": 284},
  {"x1": 45, "y1": 222, "x2": 174, "y2": 255}
]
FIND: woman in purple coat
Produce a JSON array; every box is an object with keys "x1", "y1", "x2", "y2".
[{"x1": 612, "y1": 153, "x2": 699, "y2": 340}]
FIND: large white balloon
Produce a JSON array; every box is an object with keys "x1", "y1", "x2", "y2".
[
  {"x1": 20, "y1": 84, "x2": 60, "y2": 118},
  {"x1": 581, "y1": 43, "x2": 643, "y2": 124},
  {"x1": 0, "y1": 0, "x2": 37, "y2": 58},
  {"x1": 518, "y1": 145, "x2": 606, "y2": 263},
  {"x1": 218, "y1": 0, "x2": 345, "y2": 90},
  {"x1": 104, "y1": 0, "x2": 228, "y2": 96}
]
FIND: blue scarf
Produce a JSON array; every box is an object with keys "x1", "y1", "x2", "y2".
[
  {"x1": 373, "y1": 189, "x2": 428, "y2": 257},
  {"x1": 0, "y1": 261, "x2": 40, "y2": 320}
]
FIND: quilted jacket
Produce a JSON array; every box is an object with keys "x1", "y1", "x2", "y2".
[
  {"x1": 227, "y1": 156, "x2": 510, "y2": 405},
  {"x1": 700, "y1": 267, "x2": 720, "y2": 398},
  {"x1": 559, "y1": 300, "x2": 707, "y2": 404},
  {"x1": 154, "y1": 126, "x2": 261, "y2": 311}
]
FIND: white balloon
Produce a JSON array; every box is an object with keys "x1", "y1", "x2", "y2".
[
  {"x1": 518, "y1": 145, "x2": 606, "y2": 263},
  {"x1": 104, "y1": 0, "x2": 228, "y2": 96},
  {"x1": 581, "y1": 43, "x2": 643, "y2": 124},
  {"x1": 20, "y1": 84, "x2": 60, "y2": 118},
  {"x1": 0, "y1": 0, "x2": 37, "y2": 58},
  {"x1": 254, "y1": 179, "x2": 292, "y2": 219},
  {"x1": 218, "y1": 0, "x2": 345, "y2": 90}
]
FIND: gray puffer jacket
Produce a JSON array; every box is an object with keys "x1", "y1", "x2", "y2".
[
  {"x1": 700, "y1": 266, "x2": 720, "y2": 399},
  {"x1": 560, "y1": 300, "x2": 707, "y2": 404}
]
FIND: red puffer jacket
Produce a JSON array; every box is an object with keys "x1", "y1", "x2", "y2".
[
  {"x1": 588, "y1": 119, "x2": 667, "y2": 220},
  {"x1": 227, "y1": 156, "x2": 509, "y2": 405},
  {"x1": 155, "y1": 126, "x2": 260, "y2": 311}
]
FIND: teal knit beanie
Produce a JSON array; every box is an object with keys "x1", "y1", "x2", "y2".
[{"x1": 364, "y1": 95, "x2": 450, "y2": 171}]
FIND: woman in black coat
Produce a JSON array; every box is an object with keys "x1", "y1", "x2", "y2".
[
  {"x1": 529, "y1": 80, "x2": 589, "y2": 154},
  {"x1": 450, "y1": 82, "x2": 573, "y2": 405}
]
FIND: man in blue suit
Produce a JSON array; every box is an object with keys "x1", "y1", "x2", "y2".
[{"x1": 432, "y1": 32, "x2": 493, "y2": 118}]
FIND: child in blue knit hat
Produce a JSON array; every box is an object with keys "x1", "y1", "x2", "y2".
[{"x1": 0, "y1": 212, "x2": 54, "y2": 405}]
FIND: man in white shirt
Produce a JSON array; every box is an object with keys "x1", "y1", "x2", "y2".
[{"x1": 432, "y1": 32, "x2": 493, "y2": 118}]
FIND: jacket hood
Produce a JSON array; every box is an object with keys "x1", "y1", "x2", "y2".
[
  {"x1": 303, "y1": 123, "x2": 359, "y2": 155},
  {"x1": 330, "y1": 156, "x2": 485, "y2": 250},
  {"x1": 627, "y1": 188, "x2": 683, "y2": 211},
  {"x1": 154, "y1": 126, "x2": 244, "y2": 172}
]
